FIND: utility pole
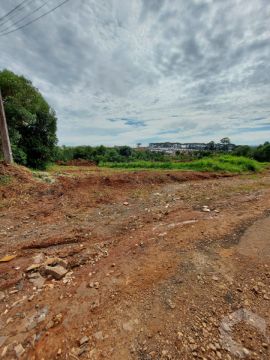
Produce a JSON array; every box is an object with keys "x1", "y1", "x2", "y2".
[{"x1": 0, "y1": 89, "x2": 13, "y2": 164}]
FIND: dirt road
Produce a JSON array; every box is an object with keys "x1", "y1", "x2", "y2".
[{"x1": 0, "y1": 164, "x2": 270, "y2": 359}]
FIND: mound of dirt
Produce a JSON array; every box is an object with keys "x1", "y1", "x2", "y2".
[{"x1": 0, "y1": 161, "x2": 33, "y2": 182}]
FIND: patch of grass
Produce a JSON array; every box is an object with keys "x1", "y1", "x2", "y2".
[
  {"x1": 0, "y1": 175, "x2": 12, "y2": 185},
  {"x1": 100, "y1": 155, "x2": 264, "y2": 173}
]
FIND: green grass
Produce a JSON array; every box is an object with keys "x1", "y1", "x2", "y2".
[
  {"x1": 0, "y1": 175, "x2": 12, "y2": 185},
  {"x1": 100, "y1": 155, "x2": 264, "y2": 173}
]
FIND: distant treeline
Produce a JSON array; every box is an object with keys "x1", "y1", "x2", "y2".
[
  {"x1": 54, "y1": 142, "x2": 270, "y2": 165},
  {"x1": 55, "y1": 145, "x2": 168, "y2": 164},
  {"x1": 232, "y1": 142, "x2": 270, "y2": 162}
]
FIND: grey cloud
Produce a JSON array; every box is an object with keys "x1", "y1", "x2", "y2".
[{"x1": 0, "y1": 0, "x2": 269, "y2": 146}]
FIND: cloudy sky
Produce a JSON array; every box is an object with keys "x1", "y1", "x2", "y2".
[{"x1": 0, "y1": 0, "x2": 270, "y2": 146}]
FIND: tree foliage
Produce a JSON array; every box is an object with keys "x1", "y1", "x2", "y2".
[{"x1": 0, "y1": 69, "x2": 57, "y2": 169}]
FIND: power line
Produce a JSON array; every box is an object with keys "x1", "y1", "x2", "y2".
[
  {"x1": 0, "y1": 0, "x2": 71, "y2": 37},
  {"x1": 0, "y1": 0, "x2": 37, "y2": 29},
  {"x1": 0, "y1": 0, "x2": 51, "y2": 34},
  {"x1": 0, "y1": 0, "x2": 30, "y2": 23}
]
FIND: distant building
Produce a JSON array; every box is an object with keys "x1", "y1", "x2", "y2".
[{"x1": 148, "y1": 142, "x2": 235, "y2": 154}]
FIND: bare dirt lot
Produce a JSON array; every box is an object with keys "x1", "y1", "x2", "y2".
[{"x1": 0, "y1": 163, "x2": 270, "y2": 360}]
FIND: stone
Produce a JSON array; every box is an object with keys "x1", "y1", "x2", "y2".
[
  {"x1": 14, "y1": 344, "x2": 25, "y2": 358},
  {"x1": 123, "y1": 202, "x2": 129, "y2": 206},
  {"x1": 43, "y1": 265, "x2": 67, "y2": 280},
  {"x1": 33, "y1": 253, "x2": 45, "y2": 264},
  {"x1": 94, "y1": 331, "x2": 103, "y2": 340},
  {"x1": 26, "y1": 264, "x2": 41, "y2": 272},
  {"x1": 166, "y1": 299, "x2": 176, "y2": 309},
  {"x1": 123, "y1": 321, "x2": 133, "y2": 332},
  {"x1": 53, "y1": 313, "x2": 63, "y2": 325},
  {"x1": 72, "y1": 346, "x2": 87, "y2": 357},
  {"x1": 29, "y1": 274, "x2": 45, "y2": 289},
  {"x1": 44, "y1": 257, "x2": 68, "y2": 268},
  {"x1": 79, "y1": 336, "x2": 89, "y2": 346}
]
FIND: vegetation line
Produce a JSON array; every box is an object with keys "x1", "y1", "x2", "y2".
[{"x1": 100, "y1": 155, "x2": 264, "y2": 173}]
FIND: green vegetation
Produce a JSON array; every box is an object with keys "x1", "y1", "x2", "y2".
[
  {"x1": 0, "y1": 69, "x2": 57, "y2": 169},
  {"x1": 55, "y1": 145, "x2": 168, "y2": 164},
  {"x1": 55, "y1": 142, "x2": 270, "y2": 168},
  {"x1": 232, "y1": 142, "x2": 270, "y2": 162},
  {"x1": 101, "y1": 155, "x2": 263, "y2": 173},
  {"x1": 0, "y1": 175, "x2": 12, "y2": 185}
]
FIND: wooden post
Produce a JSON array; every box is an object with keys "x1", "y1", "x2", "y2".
[{"x1": 0, "y1": 89, "x2": 13, "y2": 164}]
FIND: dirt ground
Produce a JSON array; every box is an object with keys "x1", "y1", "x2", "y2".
[{"x1": 0, "y1": 163, "x2": 270, "y2": 360}]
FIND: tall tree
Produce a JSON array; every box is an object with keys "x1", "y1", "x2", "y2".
[{"x1": 0, "y1": 69, "x2": 57, "y2": 169}]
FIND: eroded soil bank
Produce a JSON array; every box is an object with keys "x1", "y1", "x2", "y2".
[{"x1": 0, "y1": 165, "x2": 270, "y2": 359}]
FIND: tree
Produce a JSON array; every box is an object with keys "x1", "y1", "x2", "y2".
[
  {"x1": 0, "y1": 69, "x2": 57, "y2": 169},
  {"x1": 207, "y1": 141, "x2": 215, "y2": 151},
  {"x1": 119, "y1": 145, "x2": 133, "y2": 157},
  {"x1": 233, "y1": 145, "x2": 252, "y2": 157},
  {"x1": 253, "y1": 142, "x2": 270, "y2": 162},
  {"x1": 220, "y1": 137, "x2": 231, "y2": 144}
]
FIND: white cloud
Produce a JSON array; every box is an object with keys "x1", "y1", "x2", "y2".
[{"x1": 0, "y1": 0, "x2": 269, "y2": 146}]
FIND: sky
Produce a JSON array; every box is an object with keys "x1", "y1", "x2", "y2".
[{"x1": 0, "y1": 0, "x2": 270, "y2": 146}]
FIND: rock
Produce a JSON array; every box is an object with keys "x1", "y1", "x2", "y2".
[
  {"x1": 33, "y1": 253, "x2": 45, "y2": 264},
  {"x1": 44, "y1": 257, "x2": 68, "y2": 268},
  {"x1": 263, "y1": 294, "x2": 270, "y2": 300},
  {"x1": 0, "y1": 291, "x2": 5, "y2": 301},
  {"x1": 94, "y1": 331, "x2": 103, "y2": 340},
  {"x1": 243, "y1": 348, "x2": 250, "y2": 356},
  {"x1": 212, "y1": 276, "x2": 219, "y2": 281},
  {"x1": 46, "y1": 320, "x2": 54, "y2": 330},
  {"x1": 79, "y1": 336, "x2": 89, "y2": 346},
  {"x1": 26, "y1": 264, "x2": 41, "y2": 272},
  {"x1": 29, "y1": 274, "x2": 45, "y2": 289},
  {"x1": 123, "y1": 202, "x2": 129, "y2": 206},
  {"x1": 53, "y1": 313, "x2": 63, "y2": 325},
  {"x1": 14, "y1": 344, "x2": 25, "y2": 358},
  {"x1": 177, "y1": 332, "x2": 183, "y2": 339},
  {"x1": 72, "y1": 346, "x2": 87, "y2": 357},
  {"x1": 123, "y1": 321, "x2": 133, "y2": 332},
  {"x1": 42, "y1": 265, "x2": 67, "y2": 280},
  {"x1": 166, "y1": 299, "x2": 176, "y2": 309}
]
